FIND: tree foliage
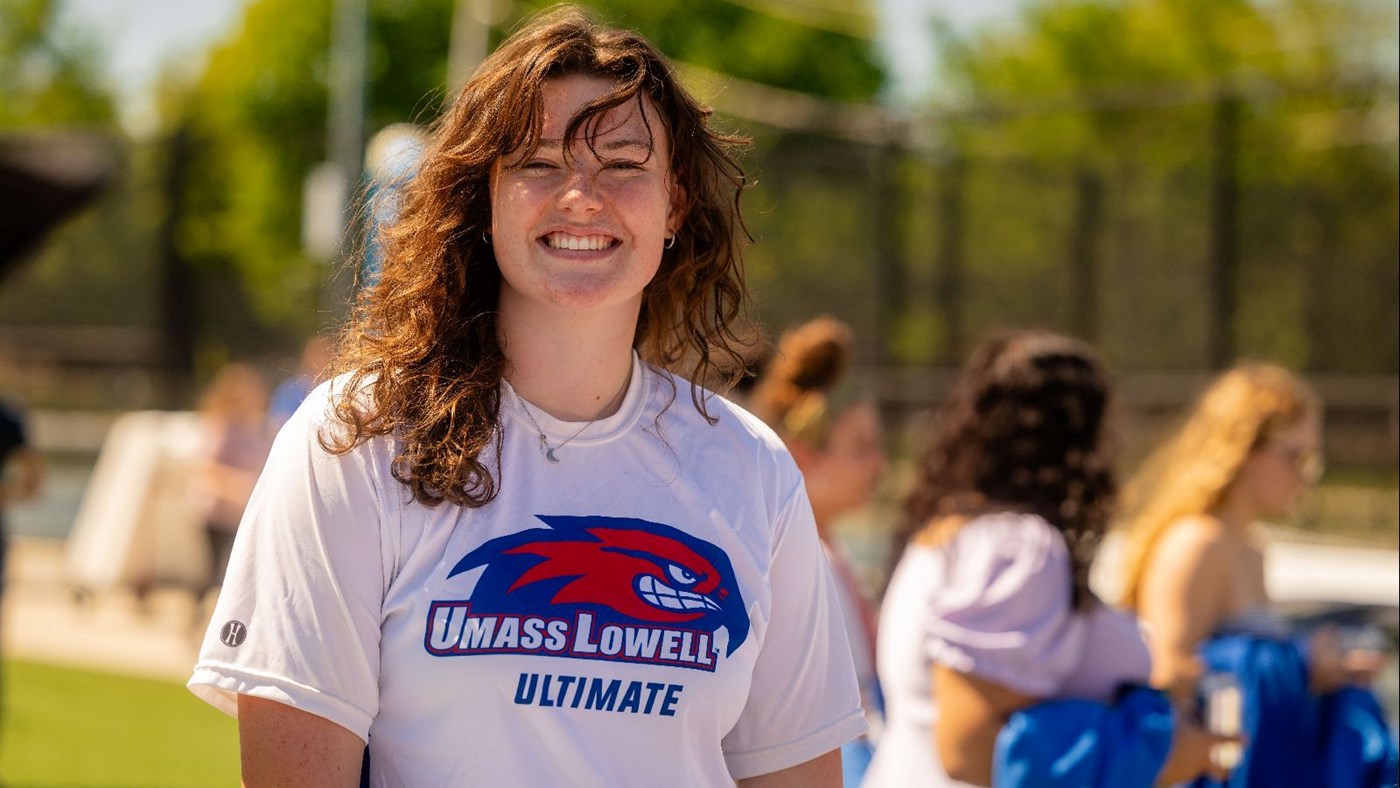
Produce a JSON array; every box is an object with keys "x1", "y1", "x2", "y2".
[
  {"x1": 512, "y1": 0, "x2": 883, "y2": 102},
  {"x1": 905, "y1": 0, "x2": 1398, "y2": 373},
  {"x1": 0, "y1": 0, "x2": 115, "y2": 125}
]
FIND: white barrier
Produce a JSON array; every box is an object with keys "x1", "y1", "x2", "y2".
[{"x1": 64, "y1": 411, "x2": 210, "y2": 592}]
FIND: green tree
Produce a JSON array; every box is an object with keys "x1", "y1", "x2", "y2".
[
  {"x1": 915, "y1": 0, "x2": 1397, "y2": 373},
  {"x1": 0, "y1": 0, "x2": 116, "y2": 125},
  {"x1": 167, "y1": 0, "x2": 454, "y2": 349},
  {"x1": 513, "y1": 0, "x2": 882, "y2": 102}
]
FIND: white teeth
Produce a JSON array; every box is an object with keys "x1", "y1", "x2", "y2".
[
  {"x1": 637, "y1": 575, "x2": 721, "y2": 612},
  {"x1": 546, "y1": 233, "x2": 613, "y2": 251}
]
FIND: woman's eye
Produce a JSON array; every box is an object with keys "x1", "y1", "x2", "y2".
[{"x1": 667, "y1": 564, "x2": 698, "y2": 586}]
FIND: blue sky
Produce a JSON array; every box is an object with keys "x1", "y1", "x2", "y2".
[{"x1": 60, "y1": 0, "x2": 1020, "y2": 131}]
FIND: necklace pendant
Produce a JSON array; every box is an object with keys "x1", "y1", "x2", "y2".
[{"x1": 545, "y1": 447, "x2": 560, "y2": 463}]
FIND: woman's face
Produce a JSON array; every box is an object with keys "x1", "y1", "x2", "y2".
[
  {"x1": 1234, "y1": 414, "x2": 1323, "y2": 520},
  {"x1": 489, "y1": 74, "x2": 682, "y2": 319},
  {"x1": 801, "y1": 402, "x2": 886, "y2": 519}
]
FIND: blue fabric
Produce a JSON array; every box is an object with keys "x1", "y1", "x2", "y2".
[
  {"x1": 993, "y1": 686, "x2": 1174, "y2": 787},
  {"x1": 1191, "y1": 633, "x2": 1398, "y2": 788},
  {"x1": 1191, "y1": 633, "x2": 1317, "y2": 787},
  {"x1": 1320, "y1": 687, "x2": 1399, "y2": 788},
  {"x1": 840, "y1": 736, "x2": 873, "y2": 787}
]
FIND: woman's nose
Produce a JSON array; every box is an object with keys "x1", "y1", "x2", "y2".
[{"x1": 556, "y1": 170, "x2": 603, "y2": 213}]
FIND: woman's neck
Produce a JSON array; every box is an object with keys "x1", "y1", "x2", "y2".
[
  {"x1": 1209, "y1": 487, "x2": 1257, "y2": 533},
  {"x1": 498, "y1": 301, "x2": 640, "y2": 421}
]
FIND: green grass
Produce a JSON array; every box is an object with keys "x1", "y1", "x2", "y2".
[{"x1": 0, "y1": 659, "x2": 240, "y2": 787}]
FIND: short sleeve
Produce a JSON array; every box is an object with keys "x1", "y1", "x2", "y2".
[
  {"x1": 187, "y1": 381, "x2": 394, "y2": 742},
  {"x1": 721, "y1": 483, "x2": 869, "y2": 779},
  {"x1": 925, "y1": 514, "x2": 1084, "y2": 699}
]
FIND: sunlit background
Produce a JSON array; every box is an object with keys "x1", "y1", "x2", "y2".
[{"x1": 0, "y1": 0, "x2": 1396, "y2": 782}]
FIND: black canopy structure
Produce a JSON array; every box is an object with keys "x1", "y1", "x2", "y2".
[{"x1": 0, "y1": 132, "x2": 117, "y2": 283}]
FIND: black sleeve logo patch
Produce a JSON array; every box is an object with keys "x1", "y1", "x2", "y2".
[{"x1": 219, "y1": 620, "x2": 248, "y2": 648}]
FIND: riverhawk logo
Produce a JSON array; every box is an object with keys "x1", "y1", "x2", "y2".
[{"x1": 425, "y1": 515, "x2": 750, "y2": 672}]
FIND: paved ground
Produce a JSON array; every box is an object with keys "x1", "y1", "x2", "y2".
[{"x1": 3, "y1": 536, "x2": 202, "y2": 681}]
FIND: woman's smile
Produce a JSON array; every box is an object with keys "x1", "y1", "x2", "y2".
[{"x1": 540, "y1": 231, "x2": 621, "y2": 253}]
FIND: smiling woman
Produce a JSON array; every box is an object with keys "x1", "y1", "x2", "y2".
[
  {"x1": 489, "y1": 74, "x2": 681, "y2": 320},
  {"x1": 186, "y1": 6, "x2": 866, "y2": 787}
]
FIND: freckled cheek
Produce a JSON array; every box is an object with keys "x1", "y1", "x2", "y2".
[{"x1": 605, "y1": 180, "x2": 674, "y2": 216}]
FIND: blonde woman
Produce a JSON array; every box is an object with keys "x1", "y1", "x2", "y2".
[
  {"x1": 1117, "y1": 363, "x2": 1338, "y2": 703},
  {"x1": 1117, "y1": 364, "x2": 1400, "y2": 786}
]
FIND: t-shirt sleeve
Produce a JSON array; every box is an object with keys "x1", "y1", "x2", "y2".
[
  {"x1": 187, "y1": 382, "x2": 393, "y2": 743},
  {"x1": 721, "y1": 482, "x2": 868, "y2": 780},
  {"x1": 924, "y1": 515, "x2": 1085, "y2": 699}
]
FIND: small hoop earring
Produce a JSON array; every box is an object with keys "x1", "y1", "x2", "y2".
[
  {"x1": 483, "y1": 231, "x2": 491, "y2": 244},
  {"x1": 664, "y1": 234, "x2": 676, "y2": 250}
]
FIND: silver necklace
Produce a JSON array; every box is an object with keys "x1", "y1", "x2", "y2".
[{"x1": 509, "y1": 386, "x2": 603, "y2": 463}]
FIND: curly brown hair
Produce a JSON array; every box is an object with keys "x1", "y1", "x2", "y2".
[
  {"x1": 894, "y1": 330, "x2": 1117, "y2": 609},
  {"x1": 325, "y1": 6, "x2": 752, "y2": 507}
]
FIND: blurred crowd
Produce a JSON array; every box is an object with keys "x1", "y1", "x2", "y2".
[
  {"x1": 2, "y1": 313, "x2": 1396, "y2": 785},
  {"x1": 747, "y1": 317, "x2": 1395, "y2": 787}
]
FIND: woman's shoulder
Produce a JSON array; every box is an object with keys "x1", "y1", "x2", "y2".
[
  {"x1": 288, "y1": 372, "x2": 360, "y2": 428},
  {"x1": 653, "y1": 366, "x2": 792, "y2": 453},
  {"x1": 912, "y1": 511, "x2": 1065, "y2": 554},
  {"x1": 1138, "y1": 515, "x2": 1238, "y2": 595},
  {"x1": 906, "y1": 512, "x2": 1071, "y2": 599},
  {"x1": 648, "y1": 367, "x2": 804, "y2": 501},
  {"x1": 1154, "y1": 514, "x2": 1233, "y2": 560},
  {"x1": 275, "y1": 372, "x2": 391, "y2": 455},
  {"x1": 956, "y1": 512, "x2": 1068, "y2": 559}
]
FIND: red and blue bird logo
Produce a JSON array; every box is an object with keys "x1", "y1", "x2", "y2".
[{"x1": 448, "y1": 515, "x2": 750, "y2": 656}]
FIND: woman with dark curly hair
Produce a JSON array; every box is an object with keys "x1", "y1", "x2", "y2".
[
  {"x1": 864, "y1": 331, "x2": 1226, "y2": 787},
  {"x1": 188, "y1": 7, "x2": 864, "y2": 785}
]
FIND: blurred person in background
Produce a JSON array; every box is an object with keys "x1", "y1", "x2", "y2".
[
  {"x1": 361, "y1": 123, "x2": 428, "y2": 289},
  {"x1": 267, "y1": 335, "x2": 334, "y2": 431},
  {"x1": 1, "y1": 392, "x2": 44, "y2": 714},
  {"x1": 191, "y1": 362, "x2": 272, "y2": 614},
  {"x1": 0, "y1": 398, "x2": 43, "y2": 592},
  {"x1": 748, "y1": 315, "x2": 886, "y2": 786},
  {"x1": 865, "y1": 330, "x2": 1229, "y2": 787},
  {"x1": 1117, "y1": 363, "x2": 1395, "y2": 786},
  {"x1": 188, "y1": 7, "x2": 864, "y2": 786}
]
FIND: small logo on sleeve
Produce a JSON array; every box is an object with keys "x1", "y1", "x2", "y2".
[{"x1": 219, "y1": 620, "x2": 248, "y2": 648}]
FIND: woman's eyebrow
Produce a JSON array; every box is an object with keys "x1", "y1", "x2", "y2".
[{"x1": 537, "y1": 138, "x2": 652, "y2": 153}]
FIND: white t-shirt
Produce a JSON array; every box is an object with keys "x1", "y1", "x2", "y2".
[
  {"x1": 863, "y1": 512, "x2": 1151, "y2": 787},
  {"x1": 189, "y1": 355, "x2": 866, "y2": 786}
]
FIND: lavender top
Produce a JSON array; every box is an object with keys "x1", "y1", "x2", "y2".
[{"x1": 864, "y1": 512, "x2": 1151, "y2": 787}]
